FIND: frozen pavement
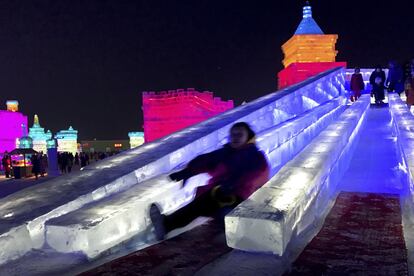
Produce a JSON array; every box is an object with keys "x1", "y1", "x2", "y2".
[{"x1": 0, "y1": 175, "x2": 58, "y2": 200}]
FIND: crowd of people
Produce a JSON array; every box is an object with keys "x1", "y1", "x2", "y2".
[
  {"x1": 350, "y1": 59, "x2": 414, "y2": 108},
  {"x1": 30, "y1": 153, "x2": 48, "y2": 180},
  {"x1": 1, "y1": 150, "x2": 121, "y2": 180},
  {"x1": 58, "y1": 151, "x2": 118, "y2": 173},
  {"x1": 1, "y1": 152, "x2": 48, "y2": 180},
  {"x1": 58, "y1": 152, "x2": 75, "y2": 174}
]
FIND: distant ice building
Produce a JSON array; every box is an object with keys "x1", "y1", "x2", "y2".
[
  {"x1": 128, "y1": 132, "x2": 144, "y2": 149},
  {"x1": 55, "y1": 126, "x2": 78, "y2": 154},
  {"x1": 142, "y1": 88, "x2": 234, "y2": 142}
]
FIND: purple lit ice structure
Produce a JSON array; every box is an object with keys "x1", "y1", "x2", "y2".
[{"x1": 0, "y1": 108, "x2": 28, "y2": 154}]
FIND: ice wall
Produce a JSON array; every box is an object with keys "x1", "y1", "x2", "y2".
[
  {"x1": 44, "y1": 97, "x2": 346, "y2": 258},
  {"x1": 389, "y1": 94, "x2": 414, "y2": 204},
  {"x1": 0, "y1": 67, "x2": 345, "y2": 265},
  {"x1": 388, "y1": 94, "x2": 414, "y2": 274},
  {"x1": 225, "y1": 95, "x2": 371, "y2": 255}
]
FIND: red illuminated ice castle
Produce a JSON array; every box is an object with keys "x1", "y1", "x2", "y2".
[{"x1": 142, "y1": 89, "x2": 233, "y2": 142}]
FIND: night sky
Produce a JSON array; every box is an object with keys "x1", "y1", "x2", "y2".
[{"x1": 0, "y1": 0, "x2": 413, "y2": 140}]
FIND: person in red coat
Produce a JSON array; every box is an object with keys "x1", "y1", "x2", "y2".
[
  {"x1": 350, "y1": 67, "x2": 365, "y2": 102},
  {"x1": 150, "y1": 122, "x2": 270, "y2": 240},
  {"x1": 405, "y1": 73, "x2": 414, "y2": 110},
  {"x1": 1, "y1": 153, "x2": 11, "y2": 178}
]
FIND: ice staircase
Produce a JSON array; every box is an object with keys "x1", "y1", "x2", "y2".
[{"x1": 0, "y1": 68, "x2": 348, "y2": 265}]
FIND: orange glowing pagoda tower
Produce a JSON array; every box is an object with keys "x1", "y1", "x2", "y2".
[{"x1": 278, "y1": 1, "x2": 346, "y2": 89}]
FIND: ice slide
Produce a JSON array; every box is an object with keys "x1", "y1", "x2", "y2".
[{"x1": 0, "y1": 67, "x2": 346, "y2": 265}]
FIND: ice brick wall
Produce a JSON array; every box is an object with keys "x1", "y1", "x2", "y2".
[
  {"x1": 225, "y1": 95, "x2": 371, "y2": 255},
  {"x1": 142, "y1": 89, "x2": 234, "y2": 142},
  {"x1": 0, "y1": 67, "x2": 345, "y2": 265}
]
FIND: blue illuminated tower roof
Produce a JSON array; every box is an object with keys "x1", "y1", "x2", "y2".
[
  {"x1": 29, "y1": 115, "x2": 53, "y2": 141},
  {"x1": 294, "y1": 2, "x2": 324, "y2": 35}
]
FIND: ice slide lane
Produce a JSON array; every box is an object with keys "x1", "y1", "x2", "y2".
[
  {"x1": 225, "y1": 96, "x2": 371, "y2": 256},
  {"x1": 81, "y1": 96, "x2": 414, "y2": 275},
  {"x1": 79, "y1": 95, "x2": 370, "y2": 275},
  {"x1": 0, "y1": 67, "x2": 346, "y2": 265},
  {"x1": 287, "y1": 105, "x2": 411, "y2": 274},
  {"x1": 287, "y1": 192, "x2": 408, "y2": 275}
]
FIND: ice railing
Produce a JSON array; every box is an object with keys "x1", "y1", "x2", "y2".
[
  {"x1": 0, "y1": 67, "x2": 345, "y2": 265},
  {"x1": 225, "y1": 95, "x2": 371, "y2": 256},
  {"x1": 43, "y1": 96, "x2": 346, "y2": 258},
  {"x1": 389, "y1": 94, "x2": 414, "y2": 203}
]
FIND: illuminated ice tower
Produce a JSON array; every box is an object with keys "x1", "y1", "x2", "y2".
[
  {"x1": 278, "y1": 1, "x2": 346, "y2": 89},
  {"x1": 28, "y1": 115, "x2": 52, "y2": 153},
  {"x1": 143, "y1": 89, "x2": 234, "y2": 142},
  {"x1": 0, "y1": 101, "x2": 28, "y2": 154}
]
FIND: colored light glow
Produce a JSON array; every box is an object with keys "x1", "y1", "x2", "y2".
[
  {"x1": 128, "y1": 131, "x2": 144, "y2": 149},
  {"x1": 295, "y1": 4, "x2": 323, "y2": 34},
  {"x1": 47, "y1": 139, "x2": 57, "y2": 149},
  {"x1": 282, "y1": 4, "x2": 338, "y2": 68},
  {"x1": 18, "y1": 136, "x2": 33, "y2": 149},
  {"x1": 0, "y1": 109, "x2": 28, "y2": 154},
  {"x1": 128, "y1": 132, "x2": 144, "y2": 138},
  {"x1": 282, "y1": 35, "x2": 338, "y2": 68},
  {"x1": 28, "y1": 115, "x2": 52, "y2": 153},
  {"x1": 11, "y1": 154, "x2": 33, "y2": 167},
  {"x1": 278, "y1": 62, "x2": 347, "y2": 89},
  {"x1": 6, "y1": 100, "x2": 19, "y2": 112},
  {"x1": 142, "y1": 89, "x2": 234, "y2": 142},
  {"x1": 277, "y1": 2, "x2": 345, "y2": 89}
]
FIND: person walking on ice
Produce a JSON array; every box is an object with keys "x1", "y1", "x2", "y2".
[{"x1": 350, "y1": 67, "x2": 365, "y2": 102}]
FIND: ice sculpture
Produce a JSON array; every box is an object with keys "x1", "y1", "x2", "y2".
[
  {"x1": 43, "y1": 96, "x2": 346, "y2": 257},
  {"x1": 0, "y1": 67, "x2": 345, "y2": 265},
  {"x1": 278, "y1": 2, "x2": 346, "y2": 89},
  {"x1": 225, "y1": 95, "x2": 371, "y2": 256}
]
